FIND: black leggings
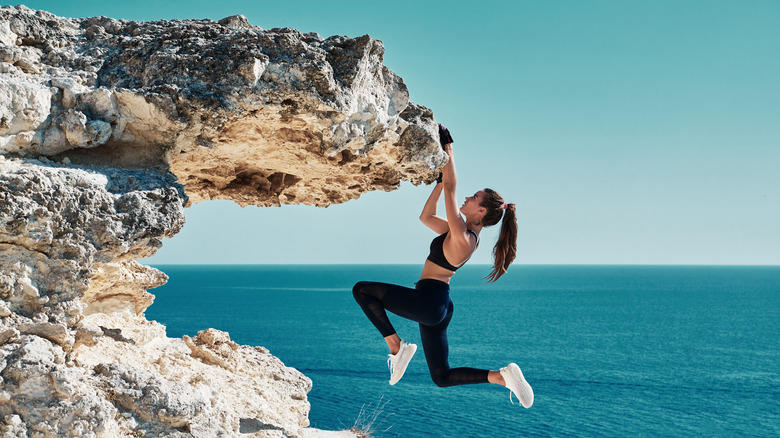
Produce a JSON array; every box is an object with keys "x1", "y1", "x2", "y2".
[{"x1": 353, "y1": 279, "x2": 489, "y2": 387}]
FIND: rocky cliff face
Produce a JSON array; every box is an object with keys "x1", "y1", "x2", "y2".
[{"x1": 0, "y1": 6, "x2": 443, "y2": 437}]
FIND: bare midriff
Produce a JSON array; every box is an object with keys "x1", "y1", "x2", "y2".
[{"x1": 420, "y1": 259, "x2": 456, "y2": 284}]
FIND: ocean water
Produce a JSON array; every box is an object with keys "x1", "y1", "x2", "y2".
[{"x1": 146, "y1": 265, "x2": 780, "y2": 437}]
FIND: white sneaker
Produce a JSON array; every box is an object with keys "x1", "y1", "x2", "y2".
[
  {"x1": 387, "y1": 340, "x2": 417, "y2": 385},
  {"x1": 500, "y1": 363, "x2": 534, "y2": 408}
]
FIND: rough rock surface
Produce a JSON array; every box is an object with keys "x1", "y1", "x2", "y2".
[
  {"x1": 0, "y1": 5, "x2": 445, "y2": 206},
  {"x1": 0, "y1": 6, "x2": 444, "y2": 438}
]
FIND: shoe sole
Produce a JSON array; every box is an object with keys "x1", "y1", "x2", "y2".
[
  {"x1": 504, "y1": 363, "x2": 534, "y2": 408},
  {"x1": 389, "y1": 343, "x2": 417, "y2": 385}
]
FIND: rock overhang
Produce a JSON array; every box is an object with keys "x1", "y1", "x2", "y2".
[{"x1": 1, "y1": 5, "x2": 447, "y2": 208}]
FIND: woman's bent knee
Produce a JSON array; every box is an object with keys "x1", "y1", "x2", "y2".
[
  {"x1": 430, "y1": 373, "x2": 450, "y2": 388},
  {"x1": 352, "y1": 281, "x2": 369, "y2": 300}
]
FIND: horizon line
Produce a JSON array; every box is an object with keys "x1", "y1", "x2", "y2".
[{"x1": 145, "y1": 263, "x2": 780, "y2": 267}]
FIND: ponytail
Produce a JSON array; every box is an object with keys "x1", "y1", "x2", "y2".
[
  {"x1": 479, "y1": 188, "x2": 518, "y2": 283},
  {"x1": 486, "y1": 203, "x2": 517, "y2": 282}
]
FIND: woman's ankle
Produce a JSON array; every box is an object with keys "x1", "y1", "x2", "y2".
[
  {"x1": 384, "y1": 334, "x2": 402, "y2": 355},
  {"x1": 488, "y1": 370, "x2": 505, "y2": 386}
]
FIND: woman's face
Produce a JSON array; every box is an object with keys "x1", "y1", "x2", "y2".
[{"x1": 460, "y1": 190, "x2": 487, "y2": 218}]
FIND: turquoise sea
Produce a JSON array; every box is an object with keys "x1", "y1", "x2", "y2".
[{"x1": 147, "y1": 265, "x2": 780, "y2": 437}]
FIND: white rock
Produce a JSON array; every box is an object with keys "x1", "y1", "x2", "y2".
[
  {"x1": 0, "y1": 76, "x2": 52, "y2": 137},
  {"x1": 50, "y1": 76, "x2": 88, "y2": 109},
  {"x1": 0, "y1": 19, "x2": 16, "y2": 45},
  {"x1": 19, "y1": 276, "x2": 39, "y2": 297}
]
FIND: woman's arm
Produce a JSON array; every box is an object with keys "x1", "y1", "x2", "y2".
[
  {"x1": 441, "y1": 144, "x2": 477, "y2": 254},
  {"x1": 420, "y1": 182, "x2": 449, "y2": 234}
]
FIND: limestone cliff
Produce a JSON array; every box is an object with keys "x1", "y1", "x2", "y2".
[{"x1": 0, "y1": 6, "x2": 444, "y2": 437}]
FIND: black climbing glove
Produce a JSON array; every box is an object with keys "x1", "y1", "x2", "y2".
[{"x1": 438, "y1": 124, "x2": 454, "y2": 148}]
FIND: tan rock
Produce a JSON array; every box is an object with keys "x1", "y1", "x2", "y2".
[
  {"x1": 17, "y1": 322, "x2": 73, "y2": 348},
  {"x1": 0, "y1": 327, "x2": 19, "y2": 344}
]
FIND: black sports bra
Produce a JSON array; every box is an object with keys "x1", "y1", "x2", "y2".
[{"x1": 427, "y1": 230, "x2": 479, "y2": 271}]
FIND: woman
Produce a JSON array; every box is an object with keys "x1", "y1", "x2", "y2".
[{"x1": 352, "y1": 125, "x2": 533, "y2": 408}]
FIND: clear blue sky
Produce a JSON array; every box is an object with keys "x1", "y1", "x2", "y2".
[{"x1": 17, "y1": 0, "x2": 780, "y2": 265}]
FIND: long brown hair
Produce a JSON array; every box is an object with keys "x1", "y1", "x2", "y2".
[{"x1": 480, "y1": 188, "x2": 517, "y2": 282}]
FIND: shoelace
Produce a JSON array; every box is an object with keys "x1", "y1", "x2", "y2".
[{"x1": 387, "y1": 354, "x2": 396, "y2": 374}]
